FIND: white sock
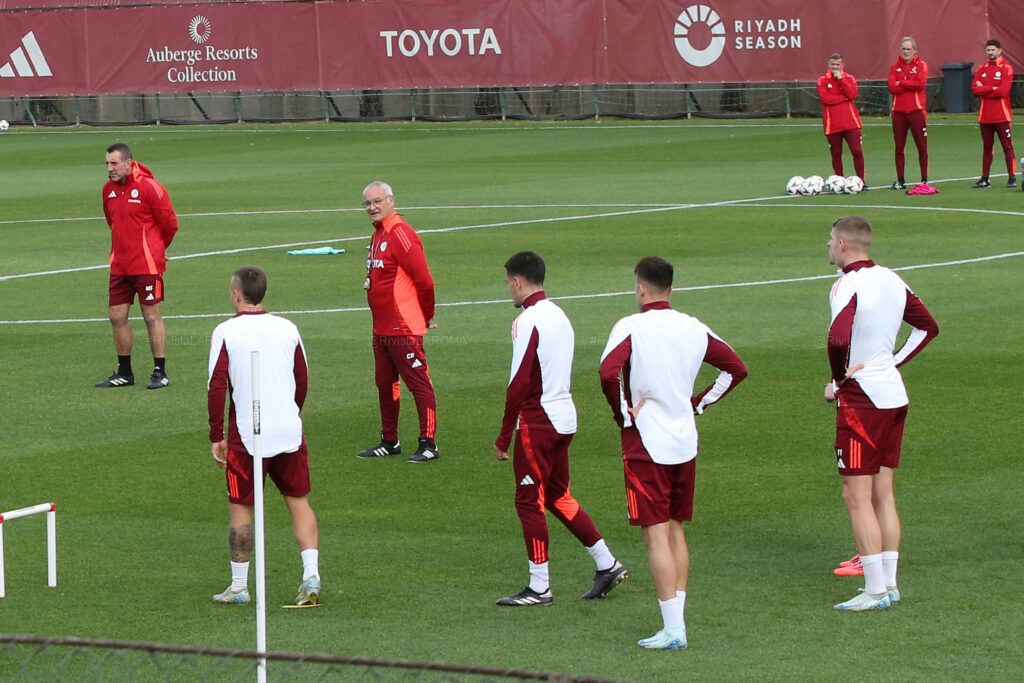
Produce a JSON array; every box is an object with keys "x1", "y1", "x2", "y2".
[
  {"x1": 586, "y1": 539, "x2": 616, "y2": 572},
  {"x1": 230, "y1": 561, "x2": 249, "y2": 590},
  {"x1": 881, "y1": 550, "x2": 899, "y2": 588},
  {"x1": 300, "y1": 548, "x2": 319, "y2": 581},
  {"x1": 658, "y1": 597, "x2": 682, "y2": 631},
  {"x1": 528, "y1": 560, "x2": 550, "y2": 593},
  {"x1": 860, "y1": 553, "x2": 886, "y2": 595},
  {"x1": 675, "y1": 590, "x2": 687, "y2": 626}
]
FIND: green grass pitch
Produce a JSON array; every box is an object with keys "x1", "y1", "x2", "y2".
[{"x1": 0, "y1": 115, "x2": 1021, "y2": 681}]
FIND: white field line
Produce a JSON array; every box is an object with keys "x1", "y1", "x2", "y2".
[
  {"x1": 2, "y1": 170, "x2": 1012, "y2": 282},
  {"x1": 0, "y1": 196, "x2": 796, "y2": 281},
  {"x1": 2, "y1": 251, "x2": 1020, "y2": 326}
]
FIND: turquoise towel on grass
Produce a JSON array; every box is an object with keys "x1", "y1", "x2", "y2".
[{"x1": 287, "y1": 246, "x2": 346, "y2": 255}]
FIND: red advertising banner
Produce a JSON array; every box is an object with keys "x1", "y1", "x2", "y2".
[
  {"x1": 86, "y1": 4, "x2": 320, "y2": 94},
  {"x1": 0, "y1": 11, "x2": 88, "y2": 95},
  {"x1": 605, "y1": 0, "x2": 990, "y2": 84},
  {"x1": 316, "y1": 0, "x2": 603, "y2": 89},
  {"x1": 0, "y1": 0, "x2": 1016, "y2": 97}
]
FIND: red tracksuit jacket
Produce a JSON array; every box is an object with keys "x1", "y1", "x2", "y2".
[
  {"x1": 888, "y1": 55, "x2": 928, "y2": 114},
  {"x1": 972, "y1": 57, "x2": 1014, "y2": 124},
  {"x1": 102, "y1": 161, "x2": 178, "y2": 276},
  {"x1": 818, "y1": 70, "x2": 862, "y2": 134}
]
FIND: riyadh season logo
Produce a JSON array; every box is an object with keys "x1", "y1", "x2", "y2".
[
  {"x1": 672, "y1": 3, "x2": 803, "y2": 68},
  {"x1": 673, "y1": 4, "x2": 725, "y2": 67},
  {"x1": 189, "y1": 16, "x2": 212, "y2": 45}
]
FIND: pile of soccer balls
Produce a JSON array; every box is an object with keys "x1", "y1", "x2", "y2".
[
  {"x1": 0, "y1": 119, "x2": 10, "y2": 132},
  {"x1": 786, "y1": 174, "x2": 864, "y2": 195}
]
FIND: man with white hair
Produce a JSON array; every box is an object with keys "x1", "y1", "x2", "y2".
[{"x1": 357, "y1": 181, "x2": 440, "y2": 463}]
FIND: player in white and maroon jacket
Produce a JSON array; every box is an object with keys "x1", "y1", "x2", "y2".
[
  {"x1": 493, "y1": 251, "x2": 627, "y2": 607},
  {"x1": 825, "y1": 216, "x2": 939, "y2": 611},
  {"x1": 207, "y1": 266, "x2": 321, "y2": 608},
  {"x1": 599, "y1": 256, "x2": 747, "y2": 650}
]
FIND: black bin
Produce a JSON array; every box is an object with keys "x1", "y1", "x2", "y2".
[{"x1": 941, "y1": 62, "x2": 975, "y2": 113}]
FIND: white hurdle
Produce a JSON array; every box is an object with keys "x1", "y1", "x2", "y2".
[{"x1": 0, "y1": 502, "x2": 57, "y2": 598}]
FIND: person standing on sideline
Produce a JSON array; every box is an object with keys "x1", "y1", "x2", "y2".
[
  {"x1": 818, "y1": 53, "x2": 866, "y2": 184},
  {"x1": 887, "y1": 37, "x2": 935, "y2": 193},
  {"x1": 494, "y1": 252, "x2": 628, "y2": 607},
  {"x1": 824, "y1": 216, "x2": 939, "y2": 611},
  {"x1": 356, "y1": 181, "x2": 440, "y2": 463},
  {"x1": 599, "y1": 257, "x2": 747, "y2": 650},
  {"x1": 971, "y1": 39, "x2": 1017, "y2": 188},
  {"x1": 96, "y1": 143, "x2": 178, "y2": 389},
  {"x1": 208, "y1": 266, "x2": 321, "y2": 607}
]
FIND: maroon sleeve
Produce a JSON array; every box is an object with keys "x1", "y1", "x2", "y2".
[
  {"x1": 293, "y1": 343, "x2": 308, "y2": 411},
  {"x1": 495, "y1": 327, "x2": 539, "y2": 452},
  {"x1": 895, "y1": 291, "x2": 939, "y2": 368},
  {"x1": 599, "y1": 335, "x2": 632, "y2": 427},
  {"x1": 394, "y1": 226, "x2": 436, "y2": 323},
  {"x1": 145, "y1": 178, "x2": 179, "y2": 248},
  {"x1": 692, "y1": 335, "x2": 749, "y2": 409},
  {"x1": 827, "y1": 295, "x2": 857, "y2": 383},
  {"x1": 208, "y1": 341, "x2": 229, "y2": 443}
]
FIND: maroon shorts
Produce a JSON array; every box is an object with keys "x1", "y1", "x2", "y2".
[
  {"x1": 225, "y1": 439, "x2": 311, "y2": 505},
  {"x1": 109, "y1": 274, "x2": 164, "y2": 307},
  {"x1": 623, "y1": 458, "x2": 696, "y2": 527},
  {"x1": 834, "y1": 402, "x2": 908, "y2": 476}
]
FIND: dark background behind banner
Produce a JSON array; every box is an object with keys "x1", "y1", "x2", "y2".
[{"x1": 0, "y1": 0, "x2": 1021, "y2": 97}]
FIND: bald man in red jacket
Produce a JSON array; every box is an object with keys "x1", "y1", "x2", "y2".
[
  {"x1": 818, "y1": 53, "x2": 866, "y2": 184},
  {"x1": 887, "y1": 37, "x2": 930, "y2": 190}
]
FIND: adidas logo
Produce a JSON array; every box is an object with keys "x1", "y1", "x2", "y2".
[
  {"x1": 107, "y1": 190, "x2": 116, "y2": 198},
  {"x1": 411, "y1": 359, "x2": 423, "y2": 368},
  {"x1": 1, "y1": 32, "x2": 52, "y2": 79},
  {"x1": 519, "y1": 474, "x2": 535, "y2": 486}
]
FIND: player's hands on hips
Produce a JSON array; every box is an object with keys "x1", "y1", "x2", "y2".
[
  {"x1": 211, "y1": 440, "x2": 228, "y2": 467},
  {"x1": 824, "y1": 383, "x2": 837, "y2": 402},
  {"x1": 494, "y1": 445, "x2": 509, "y2": 461},
  {"x1": 628, "y1": 398, "x2": 646, "y2": 421}
]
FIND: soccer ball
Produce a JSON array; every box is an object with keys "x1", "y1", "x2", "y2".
[
  {"x1": 843, "y1": 176, "x2": 865, "y2": 194},
  {"x1": 802, "y1": 175, "x2": 825, "y2": 195},
  {"x1": 0, "y1": 120, "x2": 9, "y2": 132},
  {"x1": 786, "y1": 176, "x2": 805, "y2": 195},
  {"x1": 826, "y1": 175, "x2": 846, "y2": 194}
]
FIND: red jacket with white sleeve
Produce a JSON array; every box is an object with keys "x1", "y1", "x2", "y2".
[
  {"x1": 888, "y1": 55, "x2": 928, "y2": 114},
  {"x1": 102, "y1": 161, "x2": 178, "y2": 276},
  {"x1": 827, "y1": 260, "x2": 939, "y2": 408},
  {"x1": 818, "y1": 70, "x2": 862, "y2": 134},
  {"x1": 599, "y1": 301, "x2": 747, "y2": 465},
  {"x1": 972, "y1": 57, "x2": 1014, "y2": 124}
]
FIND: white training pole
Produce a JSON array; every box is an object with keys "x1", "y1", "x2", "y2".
[
  {"x1": 0, "y1": 522, "x2": 5, "y2": 599},
  {"x1": 0, "y1": 502, "x2": 57, "y2": 599},
  {"x1": 251, "y1": 351, "x2": 267, "y2": 683},
  {"x1": 47, "y1": 508, "x2": 57, "y2": 588}
]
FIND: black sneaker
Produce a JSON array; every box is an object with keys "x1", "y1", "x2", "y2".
[
  {"x1": 356, "y1": 439, "x2": 401, "y2": 458},
  {"x1": 971, "y1": 179, "x2": 991, "y2": 188},
  {"x1": 581, "y1": 560, "x2": 629, "y2": 599},
  {"x1": 95, "y1": 372, "x2": 134, "y2": 388},
  {"x1": 406, "y1": 437, "x2": 439, "y2": 463},
  {"x1": 146, "y1": 369, "x2": 170, "y2": 390},
  {"x1": 890, "y1": 180, "x2": 906, "y2": 190},
  {"x1": 1007, "y1": 176, "x2": 1017, "y2": 189},
  {"x1": 496, "y1": 586, "x2": 552, "y2": 607}
]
